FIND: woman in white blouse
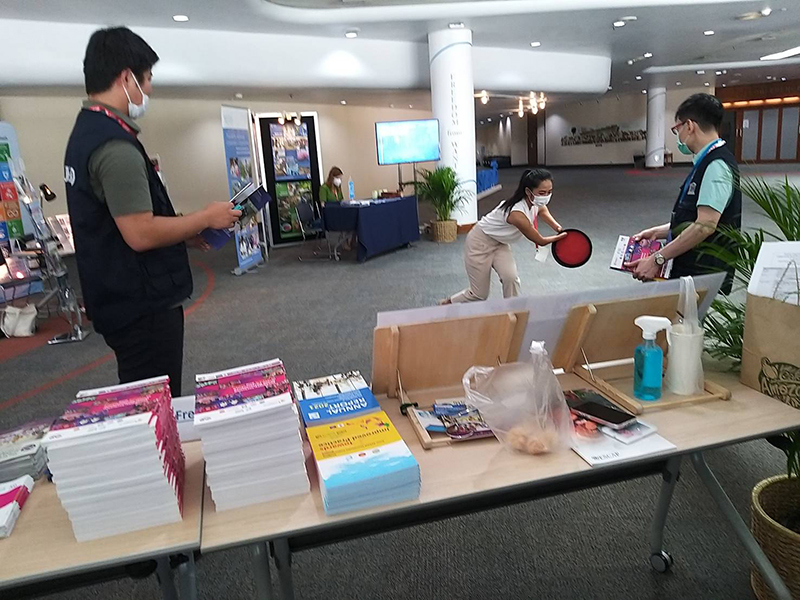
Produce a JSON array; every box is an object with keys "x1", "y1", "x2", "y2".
[{"x1": 443, "y1": 169, "x2": 566, "y2": 304}]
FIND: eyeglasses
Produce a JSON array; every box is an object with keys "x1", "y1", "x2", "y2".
[{"x1": 671, "y1": 121, "x2": 687, "y2": 136}]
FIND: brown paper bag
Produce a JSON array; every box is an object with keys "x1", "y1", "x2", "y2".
[{"x1": 741, "y1": 293, "x2": 800, "y2": 409}]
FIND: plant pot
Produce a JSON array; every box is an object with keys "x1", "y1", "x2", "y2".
[
  {"x1": 431, "y1": 219, "x2": 457, "y2": 243},
  {"x1": 751, "y1": 475, "x2": 800, "y2": 599}
]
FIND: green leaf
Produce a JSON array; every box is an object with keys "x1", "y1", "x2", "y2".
[{"x1": 413, "y1": 167, "x2": 468, "y2": 222}]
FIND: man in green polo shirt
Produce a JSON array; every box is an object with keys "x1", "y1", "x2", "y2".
[
  {"x1": 65, "y1": 27, "x2": 241, "y2": 395},
  {"x1": 627, "y1": 93, "x2": 742, "y2": 293}
]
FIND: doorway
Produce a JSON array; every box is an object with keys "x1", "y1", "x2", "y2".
[
  {"x1": 734, "y1": 106, "x2": 800, "y2": 163},
  {"x1": 527, "y1": 111, "x2": 539, "y2": 165}
]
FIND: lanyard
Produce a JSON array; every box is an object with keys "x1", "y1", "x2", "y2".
[
  {"x1": 86, "y1": 105, "x2": 137, "y2": 137},
  {"x1": 677, "y1": 139, "x2": 725, "y2": 205}
]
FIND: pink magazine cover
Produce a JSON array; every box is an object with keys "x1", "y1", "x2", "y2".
[
  {"x1": 194, "y1": 360, "x2": 290, "y2": 415},
  {"x1": 610, "y1": 235, "x2": 672, "y2": 278}
]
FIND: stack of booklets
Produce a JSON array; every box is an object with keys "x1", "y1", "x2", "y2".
[
  {"x1": 307, "y1": 411, "x2": 420, "y2": 515},
  {"x1": 42, "y1": 376, "x2": 185, "y2": 542},
  {"x1": 194, "y1": 359, "x2": 309, "y2": 511},
  {"x1": 0, "y1": 474, "x2": 34, "y2": 538},
  {"x1": 610, "y1": 235, "x2": 673, "y2": 278},
  {"x1": 293, "y1": 371, "x2": 381, "y2": 427},
  {"x1": 0, "y1": 419, "x2": 51, "y2": 481}
]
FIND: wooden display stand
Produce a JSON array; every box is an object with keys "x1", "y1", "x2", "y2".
[
  {"x1": 551, "y1": 292, "x2": 730, "y2": 415},
  {"x1": 372, "y1": 311, "x2": 529, "y2": 449}
]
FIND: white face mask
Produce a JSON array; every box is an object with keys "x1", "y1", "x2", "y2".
[
  {"x1": 332, "y1": 177, "x2": 342, "y2": 186},
  {"x1": 123, "y1": 72, "x2": 149, "y2": 120},
  {"x1": 533, "y1": 193, "x2": 552, "y2": 207}
]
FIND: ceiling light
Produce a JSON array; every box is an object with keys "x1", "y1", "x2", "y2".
[
  {"x1": 736, "y1": 11, "x2": 764, "y2": 20},
  {"x1": 635, "y1": 75, "x2": 642, "y2": 80},
  {"x1": 782, "y1": 77, "x2": 788, "y2": 81},
  {"x1": 538, "y1": 101, "x2": 546, "y2": 109},
  {"x1": 608, "y1": 85, "x2": 613, "y2": 90},
  {"x1": 532, "y1": 106, "x2": 539, "y2": 115},
  {"x1": 449, "y1": 22, "x2": 465, "y2": 29},
  {"x1": 389, "y1": 103, "x2": 394, "y2": 108},
  {"x1": 715, "y1": 70, "x2": 723, "y2": 75},
  {"x1": 761, "y1": 46, "x2": 800, "y2": 61},
  {"x1": 500, "y1": 113, "x2": 504, "y2": 118},
  {"x1": 345, "y1": 29, "x2": 359, "y2": 39},
  {"x1": 705, "y1": 82, "x2": 711, "y2": 86},
  {"x1": 761, "y1": 34, "x2": 777, "y2": 41},
  {"x1": 722, "y1": 84, "x2": 727, "y2": 87},
  {"x1": 340, "y1": 100, "x2": 347, "y2": 105},
  {"x1": 621, "y1": 15, "x2": 637, "y2": 21},
  {"x1": 613, "y1": 21, "x2": 626, "y2": 28},
  {"x1": 641, "y1": 90, "x2": 647, "y2": 94},
  {"x1": 696, "y1": 70, "x2": 706, "y2": 75},
  {"x1": 277, "y1": 115, "x2": 285, "y2": 125},
  {"x1": 627, "y1": 59, "x2": 634, "y2": 65},
  {"x1": 409, "y1": 104, "x2": 413, "y2": 108},
  {"x1": 480, "y1": 120, "x2": 484, "y2": 125},
  {"x1": 761, "y1": 7, "x2": 773, "y2": 16},
  {"x1": 767, "y1": 75, "x2": 773, "y2": 79},
  {"x1": 704, "y1": 30, "x2": 715, "y2": 36},
  {"x1": 623, "y1": 80, "x2": 630, "y2": 84},
  {"x1": 643, "y1": 52, "x2": 653, "y2": 58},
  {"x1": 676, "y1": 82, "x2": 682, "y2": 86},
  {"x1": 530, "y1": 41, "x2": 542, "y2": 48},
  {"x1": 480, "y1": 90, "x2": 489, "y2": 104},
  {"x1": 487, "y1": 118, "x2": 492, "y2": 122},
  {"x1": 172, "y1": 14, "x2": 189, "y2": 22},
  {"x1": 234, "y1": 93, "x2": 243, "y2": 99}
]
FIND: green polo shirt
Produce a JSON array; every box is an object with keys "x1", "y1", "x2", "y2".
[
  {"x1": 319, "y1": 183, "x2": 343, "y2": 203},
  {"x1": 695, "y1": 140, "x2": 734, "y2": 216},
  {"x1": 82, "y1": 100, "x2": 152, "y2": 217}
]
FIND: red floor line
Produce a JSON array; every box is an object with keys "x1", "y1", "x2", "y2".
[{"x1": 0, "y1": 260, "x2": 215, "y2": 412}]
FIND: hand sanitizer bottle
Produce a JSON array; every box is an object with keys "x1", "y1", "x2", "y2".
[
  {"x1": 633, "y1": 316, "x2": 672, "y2": 401},
  {"x1": 348, "y1": 177, "x2": 355, "y2": 201}
]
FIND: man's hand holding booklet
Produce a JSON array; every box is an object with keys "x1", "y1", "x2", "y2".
[{"x1": 609, "y1": 234, "x2": 673, "y2": 279}]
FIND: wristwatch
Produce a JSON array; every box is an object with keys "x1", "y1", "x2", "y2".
[{"x1": 653, "y1": 252, "x2": 666, "y2": 266}]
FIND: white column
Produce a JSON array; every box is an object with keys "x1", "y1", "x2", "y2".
[
  {"x1": 428, "y1": 28, "x2": 477, "y2": 225},
  {"x1": 645, "y1": 85, "x2": 667, "y2": 169}
]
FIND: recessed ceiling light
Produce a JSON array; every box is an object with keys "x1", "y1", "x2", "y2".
[
  {"x1": 340, "y1": 100, "x2": 347, "y2": 105},
  {"x1": 487, "y1": 118, "x2": 492, "y2": 122},
  {"x1": 449, "y1": 22, "x2": 465, "y2": 29},
  {"x1": 722, "y1": 83, "x2": 727, "y2": 87},
  {"x1": 635, "y1": 75, "x2": 642, "y2": 80},
  {"x1": 608, "y1": 85, "x2": 613, "y2": 90},
  {"x1": 761, "y1": 34, "x2": 777, "y2": 41},
  {"x1": 767, "y1": 75, "x2": 773, "y2": 79},
  {"x1": 782, "y1": 77, "x2": 788, "y2": 81},
  {"x1": 480, "y1": 120, "x2": 484, "y2": 125},
  {"x1": 627, "y1": 59, "x2": 634, "y2": 65},
  {"x1": 623, "y1": 80, "x2": 630, "y2": 84},
  {"x1": 172, "y1": 14, "x2": 189, "y2": 22},
  {"x1": 641, "y1": 89, "x2": 647, "y2": 94},
  {"x1": 697, "y1": 70, "x2": 706, "y2": 75},
  {"x1": 761, "y1": 45, "x2": 800, "y2": 61},
  {"x1": 409, "y1": 104, "x2": 413, "y2": 108},
  {"x1": 704, "y1": 82, "x2": 711, "y2": 86},
  {"x1": 676, "y1": 82, "x2": 682, "y2": 86},
  {"x1": 234, "y1": 93, "x2": 243, "y2": 99},
  {"x1": 345, "y1": 29, "x2": 359, "y2": 39},
  {"x1": 621, "y1": 15, "x2": 638, "y2": 21},
  {"x1": 643, "y1": 52, "x2": 653, "y2": 58},
  {"x1": 761, "y1": 7, "x2": 773, "y2": 16},
  {"x1": 736, "y1": 11, "x2": 764, "y2": 20},
  {"x1": 715, "y1": 70, "x2": 723, "y2": 75},
  {"x1": 613, "y1": 21, "x2": 626, "y2": 28},
  {"x1": 704, "y1": 30, "x2": 715, "y2": 36},
  {"x1": 530, "y1": 41, "x2": 542, "y2": 47},
  {"x1": 500, "y1": 113, "x2": 504, "y2": 118}
]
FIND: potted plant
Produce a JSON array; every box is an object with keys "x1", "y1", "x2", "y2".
[
  {"x1": 702, "y1": 176, "x2": 800, "y2": 598},
  {"x1": 415, "y1": 166, "x2": 465, "y2": 243}
]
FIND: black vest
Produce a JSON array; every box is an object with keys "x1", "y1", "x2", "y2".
[
  {"x1": 669, "y1": 143, "x2": 742, "y2": 295},
  {"x1": 64, "y1": 108, "x2": 192, "y2": 334}
]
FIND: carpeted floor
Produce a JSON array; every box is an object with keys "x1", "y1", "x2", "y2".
[{"x1": 1, "y1": 165, "x2": 797, "y2": 599}]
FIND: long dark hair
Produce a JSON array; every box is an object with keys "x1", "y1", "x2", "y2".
[{"x1": 500, "y1": 168, "x2": 553, "y2": 214}]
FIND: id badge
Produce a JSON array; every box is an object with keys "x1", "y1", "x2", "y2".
[{"x1": 535, "y1": 245, "x2": 550, "y2": 263}]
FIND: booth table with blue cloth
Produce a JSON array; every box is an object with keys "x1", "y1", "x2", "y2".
[{"x1": 323, "y1": 196, "x2": 420, "y2": 262}]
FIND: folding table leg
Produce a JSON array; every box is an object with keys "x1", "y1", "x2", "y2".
[
  {"x1": 250, "y1": 542, "x2": 273, "y2": 600},
  {"x1": 690, "y1": 452, "x2": 792, "y2": 600},
  {"x1": 272, "y1": 538, "x2": 295, "y2": 600},
  {"x1": 177, "y1": 552, "x2": 198, "y2": 600},
  {"x1": 649, "y1": 456, "x2": 681, "y2": 573},
  {"x1": 155, "y1": 556, "x2": 179, "y2": 600}
]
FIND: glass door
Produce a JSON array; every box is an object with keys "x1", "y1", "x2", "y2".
[
  {"x1": 741, "y1": 110, "x2": 760, "y2": 162},
  {"x1": 780, "y1": 106, "x2": 799, "y2": 161}
]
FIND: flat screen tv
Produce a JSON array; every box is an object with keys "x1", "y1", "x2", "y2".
[{"x1": 375, "y1": 119, "x2": 440, "y2": 166}]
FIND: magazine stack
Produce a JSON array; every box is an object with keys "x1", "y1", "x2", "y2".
[
  {"x1": 0, "y1": 474, "x2": 34, "y2": 538},
  {"x1": 194, "y1": 359, "x2": 309, "y2": 511},
  {"x1": 0, "y1": 419, "x2": 51, "y2": 481},
  {"x1": 307, "y1": 411, "x2": 420, "y2": 515},
  {"x1": 42, "y1": 377, "x2": 184, "y2": 542},
  {"x1": 293, "y1": 371, "x2": 381, "y2": 427}
]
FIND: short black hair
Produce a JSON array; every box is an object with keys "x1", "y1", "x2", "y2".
[
  {"x1": 675, "y1": 93, "x2": 724, "y2": 132},
  {"x1": 83, "y1": 27, "x2": 159, "y2": 95}
]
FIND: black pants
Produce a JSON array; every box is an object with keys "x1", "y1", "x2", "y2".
[{"x1": 102, "y1": 306, "x2": 185, "y2": 397}]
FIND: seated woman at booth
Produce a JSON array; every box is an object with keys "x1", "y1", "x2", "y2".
[
  {"x1": 320, "y1": 167, "x2": 344, "y2": 203},
  {"x1": 442, "y1": 169, "x2": 567, "y2": 304}
]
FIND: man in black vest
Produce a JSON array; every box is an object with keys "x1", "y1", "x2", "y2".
[
  {"x1": 65, "y1": 27, "x2": 240, "y2": 395},
  {"x1": 627, "y1": 93, "x2": 742, "y2": 294}
]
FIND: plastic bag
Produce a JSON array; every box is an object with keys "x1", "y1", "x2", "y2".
[
  {"x1": 665, "y1": 276, "x2": 705, "y2": 395},
  {"x1": 463, "y1": 341, "x2": 573, "y2": 455},
  {"x1": 1, "y1": 304, "x2": 37, "y2": 338}
]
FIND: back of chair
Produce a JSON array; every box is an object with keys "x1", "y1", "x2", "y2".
[{"x1": 295, "y1": 200, "x2": 315, "y2": 226}]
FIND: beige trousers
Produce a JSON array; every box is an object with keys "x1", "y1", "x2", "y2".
[{"x1": 450, "y1": 226, "x2": 521, "y2": 303}]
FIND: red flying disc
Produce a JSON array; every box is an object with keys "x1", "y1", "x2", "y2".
[{"x1": 552, "y1": 228, "x2": 592, "y2": 268}]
